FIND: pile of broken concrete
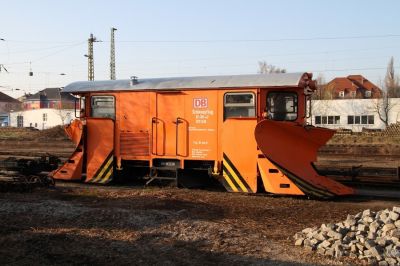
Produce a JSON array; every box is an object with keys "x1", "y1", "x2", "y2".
[{"x1": 294, "y1": 207, "x2": 400, "y2": 265}]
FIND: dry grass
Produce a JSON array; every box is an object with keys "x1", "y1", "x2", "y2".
[
  {"x1": 0, "y1": 126, "x2": 68, "y2": 141},
  {"x1": 328, "y1": 122, "x2": 400, "y2": 145},
  {"x1": 328, "y1": 134, "x2": 400, "y2": 145}
]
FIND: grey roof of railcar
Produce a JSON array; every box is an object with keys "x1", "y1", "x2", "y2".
[{"x1": 63, "y1": 73, "x2": 307, "y2": 93}]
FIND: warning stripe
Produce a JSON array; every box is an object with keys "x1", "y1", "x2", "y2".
[
  {"x1": 268, "y1": 159, "x2": 335, "y2": 199},
  {"x1": 257, "y1": 153, "x2": 334, "y2": 198},
  {"x1": 91, "y1": 155, "x2": 113, "y2": 183},
  {"x1": 282, "y1": 169, "x2": 334, "y2": 199},
  {"x1": 99, "y1": 166, "x2": 113, "y2": 184},
  {"x1": 89, "y1": 152, "x2": 114, "y2": 184},
  {"x1": 223, "y1": 153, "x2": 252, "y2": 192},
  {"x1": 222, "y1": 153, "x2": 252, "y2": 193},
  {"x1": 222, "y1": 166, "x2": 239, "y2": 192},
  {"x1": 223, "y1": 162, "x2": 248, "y2": 192}
]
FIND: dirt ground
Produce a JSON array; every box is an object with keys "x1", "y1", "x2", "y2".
[
  {"x1": 0, "y1": 127, "x2": 399, "y2": 265},
  {"x1": 0, "y1": 183, "x2": 399, "y2": 266}
]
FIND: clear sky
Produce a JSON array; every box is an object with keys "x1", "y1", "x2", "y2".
[{"x1": 1, "y1": 0, "x2": 399, "y2": 97}]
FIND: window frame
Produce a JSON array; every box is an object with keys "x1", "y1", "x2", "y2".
[
  {"x1": 361, "y1": 115, "x2": 368, "y2": 125},
  {"x1": 223, "y1": 91, "x2": 256, "y2": 120},
  {"x1": 368, "y1": 115, "x2": 374, "y2": 125},
  {"x1": 266, "y1": 91, "x2": 298, "y2": 121},
  {"x1": 327, "y1": 116, "x2": 334, "y2": 124},
  {"x1": 315, "y1": 116, "x2": 321, "y2": 125},
  {"x1": 17, "y1": 115, "x2": 24, "y2": 128},
  {"x1": 334, "y1": 116, "x2": 340, "y2": 124},
  {"x1": 90, "y1": 95, "x2": 116, "y2": 119},
  {"x1": 348, "y1": 115, "x2": 354, "y2": 125},
  {"x1": 75, "y1": 96, "x2": 86, "y2": 118}
]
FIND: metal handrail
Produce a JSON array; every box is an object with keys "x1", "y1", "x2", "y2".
[
  {"x1": 175, "y1": 117, "x2": 188, "y2": 157},
  {"x1": 151, "y1": 117, "x2": 164, "y2": 155}
]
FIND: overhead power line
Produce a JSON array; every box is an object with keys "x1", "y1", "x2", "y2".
[
  {"x1": 0, "y1": 43, "x2": 84, "y2": 56},
  {"x1": 2, "y1": 33, "x2": 400, "y2": 44},
  {"x1": 115, "y1": 34, "x2": 400, "y2": 43},
  {"x1": 313, "y1": 66, "x2": 400, "y2": 73}
]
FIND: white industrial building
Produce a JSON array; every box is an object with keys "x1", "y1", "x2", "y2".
[
  {"x1": 9, "y1": 108, "x2": 75, "y2": 129},
  {"x1": 310, "y1": 98, "x2": 400, "y2": 132}
]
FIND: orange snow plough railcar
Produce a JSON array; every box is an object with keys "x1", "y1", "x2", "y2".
[{"x1": 52, "y1": 73, "x2": 354, "y2": 198}]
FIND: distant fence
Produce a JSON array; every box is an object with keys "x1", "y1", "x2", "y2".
[
  {"x1": 333, "y1": 122, "x2": 400, "y2": 137},
  {"x1": 382, "y1": 123, "x2": 400, "y2": 137}
]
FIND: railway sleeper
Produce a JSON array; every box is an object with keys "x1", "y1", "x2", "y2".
[
  {"x1": 0, "y1": 173, "x2": 55, "y2": 192},
  {"x1": 317, "y1": 165, "x2": 400, "y2": 184}
]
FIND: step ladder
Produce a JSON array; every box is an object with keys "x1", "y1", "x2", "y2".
[{"x1": 145, "y1": 166, "x2": 179, "y2": 186}]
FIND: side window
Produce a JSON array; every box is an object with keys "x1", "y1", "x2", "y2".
[
  {"x1": 361, "y1": 115, "x2": 368, "y2": 124},
  {"x1": 91, "y1": 96, "x2": 115, "y2": 119},
  {"x1": 224, "y1": 92, "x2": 255, "y2": 120},
  {"x1": 315, "y1": 116, "x2": 321, "y2": 124},
  {"x1": 78, "y1": 97, "x2": 86, "y2": 118},
  {"x1": 368, "y1": 115, "x2": 374, "y2": 124},
  {"x1": 348, "y1": 116, "x2": 354, "y2": 124},
  {"x1": 266, "y1": 92, "x2": 297, "y2": 121},
  {"x1": 17, "y1": 115, "x2": 24, "y2": 128}
]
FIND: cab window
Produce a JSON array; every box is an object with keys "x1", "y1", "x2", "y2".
[
  {"x1": 91, "y1": 96, "x2": 115, "y2": 119},
  {"x1": 224, "y1": 92, "x2": 255, "y2": 120},
  {"x1": 266, "y1": 92, "x2": 297, "y2": 121}
]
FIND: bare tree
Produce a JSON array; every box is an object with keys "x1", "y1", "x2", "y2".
[
  {"x1": 258, "y1": 61, "x2": 286, "y2": 74},
  {"x1": 373, "y1": 58, "x2": 400, "y2": 127},
  {"x1": 314, "y1": 76, "x2": 336, "y2": 100},
  {"x1": 375, "y1": 91, "x2": 394, "y2": 127},
  {"x1": 312, "y1": 73, "x2": 333, "y2": 100},
  {"x1": 385, "y1": 57, "x2": 400, "y2": 98},
  {"x1": 55, "y1": 89, "x2": 67, "y2": 126}
]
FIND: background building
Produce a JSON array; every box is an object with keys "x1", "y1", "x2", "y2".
[
  {"x1": 310, "y1": 98, "x2": 400, "y2": 132},
  {"x1": 9, "y1": 108, "x2": 74, "y2": 129},
  {"x1": 0, "y1": 92, "x2": 22, "y2": 126},
  {"x1": 9, "y1": 88, "x2": 77, "y2": 129},
  {"x1": 23, "y1": 88, "x2": 76, "y2": 110}
]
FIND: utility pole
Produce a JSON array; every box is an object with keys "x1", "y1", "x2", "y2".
[
  {"x1": 0, "y1": 39, "x2": 7, "y2": 74},
  {"x1": 85, "y1": 33, "x2": 100, "y2": 81},
  {"x1": 110, "y1": 27, "x2": 117, "y2": 80},
  {"x1": 0, "y1": 64, "x2": 8, "y2": 73}
]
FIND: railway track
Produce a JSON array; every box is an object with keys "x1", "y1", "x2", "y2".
[
  {"x1": 0, "y1": 172, "x2": 55, "y2": 192},
  {"x1": 317, "y1": 144, "x2": 400, "y2": 185},
  {"x1": 0, "y1": 141, "x2": 398, "y2": 198},
  {"x1": 52, "y1": 179, "x2": 400, "y2": 200},
  {"x1": 1, "y1": 169, "x2": 399, "y2": 199},
  {"x1": 317, "y1": 165, "x2": 399, "y2": 182}
]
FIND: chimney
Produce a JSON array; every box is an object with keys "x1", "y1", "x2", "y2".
[{"x1": 130, "y1": 76, "x2": 139, "y2": 85}]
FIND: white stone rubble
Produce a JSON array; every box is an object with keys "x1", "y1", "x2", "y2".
[{"x1": 294, "y1": 207, "x2": 400, "y2": 265}]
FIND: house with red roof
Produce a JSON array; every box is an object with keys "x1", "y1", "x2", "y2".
[{"x1": 324, "y1": 75, "x2": 382, "y2": 99}]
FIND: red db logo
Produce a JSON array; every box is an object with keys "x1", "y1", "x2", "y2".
[{"x1": 193, "y1": 98, "x2": 208, "y2": 108}]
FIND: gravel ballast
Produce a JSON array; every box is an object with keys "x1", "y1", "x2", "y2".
[{"x1": 294, "y1": 207, "x2": 400, "y2": 265}]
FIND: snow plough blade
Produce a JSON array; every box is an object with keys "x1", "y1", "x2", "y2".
[
  {"x1": 51, "y1": 120, "x2": 84, "y2": 181},
  {"x1": 254, "y1": 120, "x2": 354, "y2": 198},
  {"x1": 64, "y1": 119, "x2": 83, "y2": 148}
]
